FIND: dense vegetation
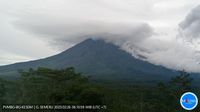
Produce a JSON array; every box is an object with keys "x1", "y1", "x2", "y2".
[{"x1": 0, "y1": 67, "x2": 199, "y2": 112}]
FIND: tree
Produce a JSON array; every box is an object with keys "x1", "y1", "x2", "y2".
[
  {"x1": 17, "y1": 67, "x2": 104, "y2": 105},
  {"x1": 0, "y1": 79, "x2": 6, "y2": 104},
  {"x1": 170, "y1": 70, "x2": 193, "y2": 91}
]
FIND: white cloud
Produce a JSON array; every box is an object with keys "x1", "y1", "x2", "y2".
[
  {"x1": 0, "y1": 50, "x2": 32, "y2": 65},
  {"x1": 122, "y1": 35, "x2": 200, "y2": 73},
  {"x1": 179, "y1": 5, "x2": 200, "y2": 39},
  {"x1": 0, "y1": 0, "x2": 200, "y2": 72}
]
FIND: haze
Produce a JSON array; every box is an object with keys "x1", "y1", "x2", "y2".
[{"x1": 0, "y1": 0, "x2": 200, "y2": 72}]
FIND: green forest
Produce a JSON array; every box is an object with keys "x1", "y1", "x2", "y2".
[{"x1": 0, "y1": 67, "x2": 199, "y2": 112}]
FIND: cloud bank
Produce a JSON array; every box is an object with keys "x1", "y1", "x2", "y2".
[
  {"x1": 179, "y1": 5, "x2": 200, "y2": 39},
  {"x1": 14, "y1": 15, "x2": 153, "y2": 48},
  {"x1": 1, "y1": 0, "x2": 200, "y2": 72}
]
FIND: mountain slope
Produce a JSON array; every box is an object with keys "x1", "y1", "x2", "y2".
[{"x1": 0, "y1": 39, "x2": 178, "y2": 81}]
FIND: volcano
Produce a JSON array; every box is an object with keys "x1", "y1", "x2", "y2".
[{"x1": 0, "y1": 39, "x2": 178, "y2": 82}]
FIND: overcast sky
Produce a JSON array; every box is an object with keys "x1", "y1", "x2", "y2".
[{"x1": 1, "y1": 0, "x2": 200, "y2": 72}]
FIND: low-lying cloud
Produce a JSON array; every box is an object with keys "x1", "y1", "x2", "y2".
[
  {"x1": 12, "y1": 4, "x2": 200, "y2": 73},
  {"x1": 1, "y1": 0, "x2": 200, "y2": 72},
  {"x1": 179, "y1": 5, "x2": 200, "y2": 39},
  {"x1": 14, "y1": 15, "x2": 153, "y2": 48}
]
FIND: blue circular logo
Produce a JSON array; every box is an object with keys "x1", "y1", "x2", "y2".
[{"x1": 180, "y1": 92, "x2": 198, "y2": 110}]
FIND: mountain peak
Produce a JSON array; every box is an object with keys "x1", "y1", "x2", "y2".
[{"x1": 0, "y1": 38, "x2": 177, "y2": 81}]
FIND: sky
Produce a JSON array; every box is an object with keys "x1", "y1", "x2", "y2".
[{"x1": 0, "y1": 0, "x2": 200, "y2": 72}]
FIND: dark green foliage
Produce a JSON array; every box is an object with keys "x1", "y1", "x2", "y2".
[
  {"x1": 0, "y1": 79, "x2": 6, "y2": 104},
  {"x1": 0, "y1": 68, "x2": 199, "y2": 112},
  {"x1": 170, "y1": 70, "x2": 193, "y2": 90},
  {"x1": 16, "y1": 67, "x2": 103, "y2": 105},
  {"x1": 100, "y1": 70, "x2": 199, "y2": 112}
]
